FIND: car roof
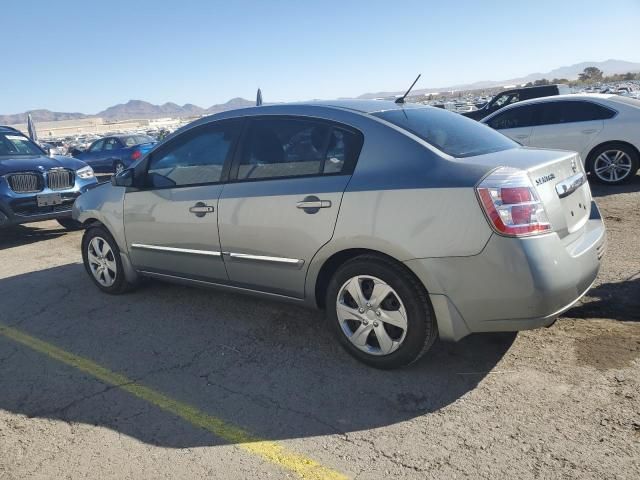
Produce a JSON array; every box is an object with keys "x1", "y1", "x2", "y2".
[
  {"x1": 0, "y1": 126, "x2": 24, "y2": 134},
  {"x1": 508, "y1": 93, "x2": 617, "y2": 106},
  {"x1": 113, "y1": 134, "x2": 147, "y2": 139},
  {"x1": 481, "y1": 93, "x2": 618, "y2": 121},
  {"x1": 216, "y1": 99, "x2": 428, "y2": 118},
  {"x1": 298, "y1": 99, "x2": 427, "y2": 114}
]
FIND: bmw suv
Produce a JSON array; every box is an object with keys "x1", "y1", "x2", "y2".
[
  {"x1": 0, "y1": 126, "x2": 98, "y2": 230},
  {"x1": 73, "y1": 101, "x2": 605, "y2": 368}
]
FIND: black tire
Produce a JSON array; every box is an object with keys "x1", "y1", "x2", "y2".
[
  {"x1": 587, "y1": 142, "x2": 639, "y2": 185},
  {"x1": 82, "y1": 226, "x2": 135, "y2": 294},
  {"x1": 114, "y1": 161, "x2": 125, "y2": 175},
  {"x1": 57, "y1": 218, "x2": 85, "y2": 231},
  {"x1": 325, "y1": 254, "x2": 438, "y2": 369}
]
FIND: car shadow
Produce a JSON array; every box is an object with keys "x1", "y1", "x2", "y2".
[
  {"x1": 589, "y1": 172, "x2": 640, "y2": 197},
  {"x1": 564, "y1": 276, "x2": 640, "y2": 322},
  {"x1": 0, "y1": 223, "x2": 67, "y2": 250},
  {"x1": 0, "y1": 263, "x2": 515, "y2": 448}
]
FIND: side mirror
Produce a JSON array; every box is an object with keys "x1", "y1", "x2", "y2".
[{"x1": 112, "y1": 168, "x2": 135, "y2": 187}]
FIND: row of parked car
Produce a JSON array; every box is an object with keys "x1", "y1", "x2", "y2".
[{"x1": 0, "y1": 90, "x2": 636, "y2": 367}]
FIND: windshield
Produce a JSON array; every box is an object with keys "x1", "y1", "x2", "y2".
[
  {"x1": 373, "y1": 107, "x2": 517, "y2": 157},
  {"x1": 0, "y1": 132, "x2": 43, "y2": 156}
]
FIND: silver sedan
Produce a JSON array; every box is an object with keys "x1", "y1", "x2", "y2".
[{"x1": 73, "y1": 100, "x2": 605, "y2": 368}]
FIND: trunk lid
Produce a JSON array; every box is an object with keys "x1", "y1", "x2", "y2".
[
  {"x1": 136, "y1": 142, "x2": 156, "y2": 155},
  {"x1": 461, "y1": 147, "x2": 592, "y2": 239}
]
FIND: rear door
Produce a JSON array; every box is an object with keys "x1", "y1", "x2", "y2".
[
  {"x1": 485, "y1": 104, "x2": 541, "y2": 145},
  {"x1": 529, "y1": 101, "x2": 611, "y2": 157},
  {"x1": 124, "y1": 119, "x2": 241, "y2": 282},
  {"x1": 218, "y1": 116, "x2": 363, "y2": 298}
]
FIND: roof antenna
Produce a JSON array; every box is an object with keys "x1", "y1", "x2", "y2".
[
  {"x1": 256, "y1": 88, "x2": 263, "y2": 106},
  {"x1": 395, "y1": 74, "x2": 421, "y2": 104}
]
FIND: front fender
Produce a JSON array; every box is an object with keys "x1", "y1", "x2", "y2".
[{"x1": 73, "y1": 183, "x2": 128, "y2": 253}]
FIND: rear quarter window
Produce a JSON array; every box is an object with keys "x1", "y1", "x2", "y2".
[{"x1": 373, "y1": 107, "x2": 517, "y2": 157}]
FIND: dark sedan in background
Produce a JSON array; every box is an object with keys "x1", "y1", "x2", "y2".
[
  {"x1": 73, "y1": 134, "x2": 156, "y2": 175},
  {"x1": 0, "y1": 126, "x2": 98, "y2": 230}
]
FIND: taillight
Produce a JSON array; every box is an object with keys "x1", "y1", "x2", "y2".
[
  {"x1": 131, "y1": 149, "x2": 141, "y2": 161},
  {"x1": 476, "y1": 167, "x2": 552, "y2": 237}
]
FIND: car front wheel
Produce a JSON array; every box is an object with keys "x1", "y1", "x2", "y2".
[
  {"x1": 326, "y1": 254, "x2": 438, "y2": 369},
  {"x1": 82, "y1": 226, "x2": 135, "y2": 294}
]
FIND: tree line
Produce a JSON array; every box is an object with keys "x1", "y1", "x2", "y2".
[{"x1": 525, "y1": 67, "x2": 640, "y2": 87}]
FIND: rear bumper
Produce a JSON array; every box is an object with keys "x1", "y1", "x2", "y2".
[{"x1": 406, "y1": 201, "x2": 606, "y2": 341}]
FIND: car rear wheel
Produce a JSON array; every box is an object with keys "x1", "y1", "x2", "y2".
[
  {"x1": 325, "y1": 254, "x2": 437, "y2": 369},
  {"x1": 588, "y1": 143, "x2": 639, "y2": 184},
  {"x1": 82, "y1": 226, "x2": 135, "y2": 294},
  {"x1": 114, "y1": 161, "x2": 125, "y2": 175}
]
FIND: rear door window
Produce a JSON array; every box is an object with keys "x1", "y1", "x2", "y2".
[
  {"x1": 236, "y1": 118, "x2": 363, "y2": 180},
  {"x1": 538, "y1": 101, "x2": 616, "y2": 125},
  {"x1": 103, "y1": 138, "x2": 121, "y2": 151},
  {"x1": 374, "y1": 107, "x2": 516, "y2": 157}
]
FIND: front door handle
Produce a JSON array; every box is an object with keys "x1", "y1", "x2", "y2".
[
  {"x1": 189, "y1": 202, "x2": 215, "y2": 218},
  {"x1": 514, "y1": 134, "x2": 529, "y2": 139},
  {"x1": 581, "y1": 129, "x2": 597, "y2": 134},
  {"x1": 296, "y1": 195, "x2": 331, "y2": 214}
]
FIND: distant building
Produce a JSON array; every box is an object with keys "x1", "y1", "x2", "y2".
[{"x1": 9, "y1": 116, "x2": 182, "y2": 139}]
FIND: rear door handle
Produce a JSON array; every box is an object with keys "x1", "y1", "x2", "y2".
[
  {"x1": 581, "y1": 129, "x2": 597, "y2": 134},
  {"x1": 296, "y1": 195, "x2": 331, "y2": 214},
  {"x1": 514, "y1": 134, "x2": 529, "y2": 139},
  {"x1": 189, "y1": 202, "x2": 215, "y2": 217}
]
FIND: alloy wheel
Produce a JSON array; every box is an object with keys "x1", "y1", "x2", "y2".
[
  {"x1": 115, "y1": 163, "x2": 125, "y2": 174},
  {"x1": 87, "y1": 236, "x2": 117, "y2": 287},
  {"x1": 336, "y1": 275, "x2": 408, "y2": 356},
  {"x1": 593, "y1": 150, "x2": 633, "y2": 183}
]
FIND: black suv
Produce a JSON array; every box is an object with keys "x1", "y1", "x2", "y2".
[
  {"x1": 0, "y1": 126, "x2": 98, "y2": 230},
  {"x1": 462, "y1": 85, "x2": 571, "y2": 120}
]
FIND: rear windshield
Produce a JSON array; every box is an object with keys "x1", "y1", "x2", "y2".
[
  {"x1": 0, "y1": 132, "x2": 43, "y2": 156},
  {"x1": 372, "y1": 107, "x2": 517, "y2": 157},
  {"x1": 122, "y1": 135, "x2": 155, "y2": 147}
]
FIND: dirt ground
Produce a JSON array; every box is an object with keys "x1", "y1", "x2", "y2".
[{"x1": 0, "y1": 177, "x2": 638, "y2": 479}]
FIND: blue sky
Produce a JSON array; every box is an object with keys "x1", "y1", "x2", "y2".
[{"x1": 2, "y1": 0, "x2": 639, "y2": 114}]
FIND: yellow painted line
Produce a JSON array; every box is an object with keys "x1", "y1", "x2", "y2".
[{"x1": 0, "y1": 323, "x2": 347, "y2": 480}]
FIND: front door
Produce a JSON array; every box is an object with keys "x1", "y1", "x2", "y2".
[
  {"x1": 218, "y1": 116, "x2": 363, "y2": 298},
  {"x1": 485, "y1": 103, "x2": 540, "y2": 146},
  {"x1": 124, "y1": 120, "x2": 241, "y2": 282}
]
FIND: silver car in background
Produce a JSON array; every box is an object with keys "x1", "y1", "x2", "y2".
[{"x1": 73, "y1": 100, "x2": 606, "y2": 368}]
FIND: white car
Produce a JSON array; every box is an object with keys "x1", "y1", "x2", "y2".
[{"x1": 482, "y1": 94, "x2": 640, "y2": 184}]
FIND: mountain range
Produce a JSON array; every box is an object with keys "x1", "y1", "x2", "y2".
[
  {"x1": 0, "y1": 97, "x2": 255, "y2": 125},
  {"x1": 2, "y1": 59, "x2": 639, "y2": 125}
]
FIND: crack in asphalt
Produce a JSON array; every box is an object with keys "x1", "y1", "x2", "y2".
[
  {"x1": 342, "y1": 433, "x2": 433, "y2": 474},
  {"x1": 3, "y1": 284, "x2": 73, "y2": 328},
  {"x1": 0, "y1": 345, "x2": 18, "y2": 363}
]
